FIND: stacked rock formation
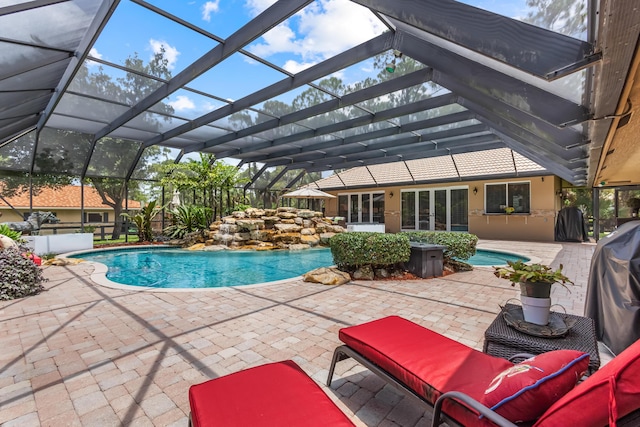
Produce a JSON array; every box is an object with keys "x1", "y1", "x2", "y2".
[{"x1": 203, "y1": 207, "x2": 345, "y2": 250}]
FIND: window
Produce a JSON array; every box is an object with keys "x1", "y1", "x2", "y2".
[
  {"x1": 85, "y1": 212, "x2": 103, "y2": 223},
  {"x1": 485, "y1": 182, "x2": 531, "y2": 214}
]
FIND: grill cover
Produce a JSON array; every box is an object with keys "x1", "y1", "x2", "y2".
[
  {"x1": 585, "y1": 221, "x2": 640, "y2": 355},
  {"x1": 555, "y1": 206, "x2": 589, "y2": 242}
]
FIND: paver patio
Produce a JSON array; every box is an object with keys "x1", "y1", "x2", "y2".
[{"x1": 0, "y1": 240, "x2": 603, "y2": 426}]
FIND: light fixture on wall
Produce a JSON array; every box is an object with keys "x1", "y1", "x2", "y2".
[
  {"x1": 385, "y1": 50, "x2": 403, "y2": 73},
  {"x1": 389, "y1": 191, "x2": 394, "y2": 198},
  {"x1": 473, "y1": 187, "x2": 478, "y2": 195}
]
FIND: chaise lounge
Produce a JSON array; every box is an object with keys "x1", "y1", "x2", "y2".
[
  {"x1": 327, "y1": 315, "x2": 640, "y2": 426},
  {"x1": 188, "y1": 316, "x2": 640, "y2": 426}
]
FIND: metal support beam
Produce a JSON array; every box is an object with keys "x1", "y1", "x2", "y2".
[
  {"x1": 351, "y1": 0, "x2": 600, "y2": 80},
  {"x1": 240, "y1": 111, "x2": 480, "y2": 161},
  {"x1": 93, "y1": 0, "x2": 312, "y2": 143},
  {"x1": 0, "y1": 0, "x2": 69, "y2": 16},
  {"x1": 243, "y1": 164, "x2": 269, "y2": 191},
  {"x1": 395, "y1": 26, "x2": 591, "y2": 127},
  {"x1": 265, "y1": 167, "x2": 289, "y2": 190},
  {"x1": 186, "y1": 67, "x2": 434, "y2": 153},
  {"x1": 143, "y1": 32, "x2": 393, "y2": 149}
]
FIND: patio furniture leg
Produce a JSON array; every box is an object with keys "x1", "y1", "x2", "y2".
[{"x1": 327, "y1": 345, "x2": 351, "y2": 387}]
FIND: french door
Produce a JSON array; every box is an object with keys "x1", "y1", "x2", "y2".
[
  {"x1": 339, "y1": 192, "x2": 384, "y2": 223},
  {"x1": 401, "y1": 187, "x2": 468, "y2": 231}
]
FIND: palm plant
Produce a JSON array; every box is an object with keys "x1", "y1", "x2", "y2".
[
  {"x1": 121, "y1": 199, "x2": 163, "y2": 242},
  {"x1": 164, "y1": 204, "x2": 213, "y2": 239}
]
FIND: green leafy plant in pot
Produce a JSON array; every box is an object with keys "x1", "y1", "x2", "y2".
[{"x1": 494, "y1": 260, "x2": 573, "y2": 325}]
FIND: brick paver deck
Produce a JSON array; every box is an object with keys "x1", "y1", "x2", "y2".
[{"x1": 0, "y1": 241, "x2": 599, "y2": 426}]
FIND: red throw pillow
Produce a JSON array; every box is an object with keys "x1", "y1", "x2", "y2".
[{"x1": 481, "y1": 350, "x2": 590, "y2": 423}]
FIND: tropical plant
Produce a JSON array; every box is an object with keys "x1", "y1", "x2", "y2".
[
  {"x1": 0, "y1": 224, "x2": 22, "y2": 241},
  {"x1": 0, "y1": 247, "x2": 47, "y2": 300},
  {"x1": 164, "y1": 204, "x2": 213, "y2": 239},
  {"x1": 494, "y1": 260, "x2": 574, "y2": 290},
  {"x1": 121, "y1": 199, "x2": 163, "y2": 242}
]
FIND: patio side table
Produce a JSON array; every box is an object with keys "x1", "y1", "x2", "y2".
[{"x1": 483, "y1": 303, "x2": 601, "y2": 375}]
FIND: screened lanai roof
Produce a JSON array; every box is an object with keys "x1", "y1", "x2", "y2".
[{"x1": 1, "y1": 0, "x2": 638, "y2": 189}]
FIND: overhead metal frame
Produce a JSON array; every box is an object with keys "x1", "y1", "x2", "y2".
[{"x1": 0, "y1": 0, "x2": 612, "y2": 189}]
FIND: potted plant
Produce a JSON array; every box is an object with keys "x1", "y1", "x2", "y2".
[{"x1": 494, "y1": 260, "x2": 573, "y2": 325}]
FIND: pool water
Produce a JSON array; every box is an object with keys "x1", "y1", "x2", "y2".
[
  {"x1": 71, "y1": 247, "x2": 335, "y2": 289},
  {"x1": 464, "y1": 249, "x2": 530, "y2": 266}
]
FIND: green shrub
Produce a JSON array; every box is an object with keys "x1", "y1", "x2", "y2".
[
  {"x1": 0, "y1": 247, "x2": 47, "y2": 300},
  {"x1": 164, "y1": 204, "x2": 213, "y2": 239},
  {"x1": 329, "y1": 232, "x2": 410, "y2": 270},
  {"x1": 0, "y1": 224, "x2": 22, "y2": 241},
  {"x1": 122, "y1": 199, "x2": 163, "y2": 242},
  {"x1": 402, "y1": 231, "x2": 478, "y2": 262}
]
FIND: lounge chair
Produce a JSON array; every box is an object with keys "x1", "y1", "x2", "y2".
[
  {"x1": 327, "y1": 315, "x2": 640, "y2": 427},
  {"x1": 188, "y1": 360, "x2": 355, "y2": 427}
]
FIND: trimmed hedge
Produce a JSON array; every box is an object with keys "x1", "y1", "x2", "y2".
[
  {"x1": 402, "y1": 231, "x2": 478, "y2": 262},
  {"x1": 329, "y1": 232, "x2": 410, "y2": 270}
]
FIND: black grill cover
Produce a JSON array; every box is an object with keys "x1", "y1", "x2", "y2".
[
  {"x1": 555, "y1": 206, "x2": 589, "y2": 242},
  {"x1": 585, "y1": 221, "x2": 640, "y2": 355}
]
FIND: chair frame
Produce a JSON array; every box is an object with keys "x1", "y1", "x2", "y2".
[
  {"x1": 328, "y1": 344, "x2": 640, "y2": 427},
  {"x1": 327, "y1": 344, "x2": 518, "y2": 427}
]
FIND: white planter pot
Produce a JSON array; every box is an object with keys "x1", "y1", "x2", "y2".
[{"x1": 520, "y1": 295, "x2": 551, "y2": 325}]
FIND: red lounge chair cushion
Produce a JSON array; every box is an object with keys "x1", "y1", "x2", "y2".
[
  {"x1": 189, "y1": 360, "x2": 355, "y2": 427},
  {"x1": 533, "y1": 338, "x2": 640, "y2": 427},
  {"x1": 339, "y1": 316, "x2": 513, "y2": 426},
  {"x1": 481, "y1": 350, "x2": 589, "y2": 423}
]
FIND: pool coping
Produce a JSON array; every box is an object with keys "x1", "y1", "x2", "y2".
[{"x1": 60, "y1": 245, "x2": 331, "y2": 292}]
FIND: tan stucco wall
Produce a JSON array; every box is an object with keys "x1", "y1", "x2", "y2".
[
  {"x1": 323, "y1": 174, "x2": 561, "y2": 242},
  {"x1": 0, "y1": 208, "x2": 114, "y2": 235}
]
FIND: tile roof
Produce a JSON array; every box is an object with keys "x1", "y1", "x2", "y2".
[
  {"x1": 0, "y1": 185, "x2": 141, "y2": 210},
  {"x1": 309, "y1": 148, "x2": 546, "y2": 190}
]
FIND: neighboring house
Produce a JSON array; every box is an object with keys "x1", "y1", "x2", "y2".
[
  {"x1": 313, "y1": 148, "x2": 565, "y2": 242},
  {"x1": 0, "y1": 185, "x2": 141, "y2": 235}
]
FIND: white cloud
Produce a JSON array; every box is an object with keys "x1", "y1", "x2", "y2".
[
  {"x1": 247, "y1": 0, "x2": 385, "y2": 68},
  {"x1": 245, "y1": 0, "x2": 278, "y2": 17},
  {"x1": 281, "y1": 59, "x2": 317, "y2": 74},
  {"x1": 89, "y1": 47, "x2": 102, "y2": 60},
  {"x1": 87, "y1": 47, "x2": 102, "y2": 67},
  {"x1": 202, "y1": 0, "x2": 220, "y2": 21},
  {"x1": 149, "y1": 39, "x2": 180, "y2": 70},
  {"x1": 168, "y1": 95, "x2": 195, "y2": 111},
  {"x1": 201, "y1": 101, "x2": 219, "y2": 112}
]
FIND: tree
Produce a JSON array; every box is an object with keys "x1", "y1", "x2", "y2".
[
  {"x1": 77, "y1": 49, "x2": 175, "y2": 239},
  {"x1": 160, "y1": 153, "x2": 247, "y2": 219}
]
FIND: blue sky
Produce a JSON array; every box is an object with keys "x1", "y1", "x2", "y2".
[{"x1": 89, "y1": 0, "x2": 537, "y2": 119}]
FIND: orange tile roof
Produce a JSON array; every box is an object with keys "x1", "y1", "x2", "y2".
[{"x1": 0, "y1": 185, "x2": 141, "y2": 209}]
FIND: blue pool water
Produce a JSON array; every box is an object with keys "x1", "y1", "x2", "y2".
[
  {"x1": 465, "y1": 249, "x2": 530, "y2": 266},
  {"x1": 70, "y1": 247, "x2": 334, "y2": 289}
]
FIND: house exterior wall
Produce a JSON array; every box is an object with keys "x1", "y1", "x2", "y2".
[{"x1": 323, "y1": 174, "x2": 562, "y2": 242}]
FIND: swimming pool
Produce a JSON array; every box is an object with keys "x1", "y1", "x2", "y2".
[
  {"x1": 70, "y1": 247, "x2": 335, "y2": 289},
  {"x1": 464, "y1": 249, "x2": 530, "y2": 266}
]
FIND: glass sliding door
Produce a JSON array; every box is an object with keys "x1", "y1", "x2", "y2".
[
  {"x1": 361, "y1": 193, "x2": 370, "y2": 223},
  {"x1": 434, "y1": 190, "x2": 447, "y2": 230},
  {"x1": 451, "y1": 189, "x2": 469, "y2": 231},
  {"x1": 418, "y1": 190, "x2": 430, "y2": 230},
  {"x1": 401, "y1": 187, "x2": 469, "y2": 232},
  {"x1": 372, "y1": 193, "x2": 384, "y2": 223},
  {"x1": 402, "y1": 191, "x2": 416, "y2": 229},
  {"x1": 350, "y1": 194, "x2": 359, "y2": 223},
  {"x1": 341, "y1": 192, "x2": 385, "y2": 224}
]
